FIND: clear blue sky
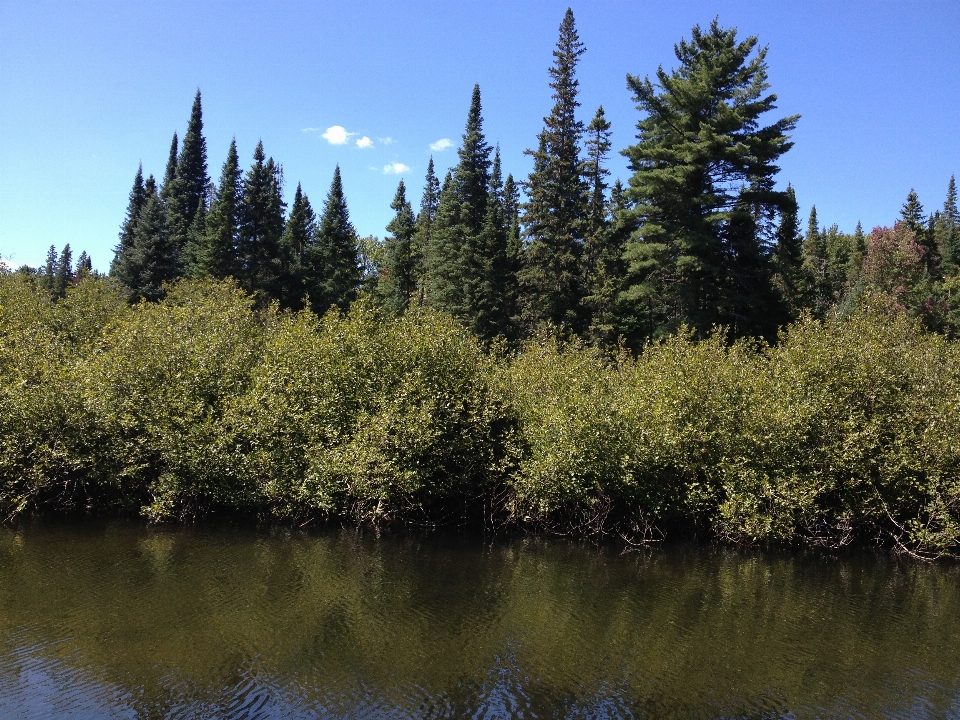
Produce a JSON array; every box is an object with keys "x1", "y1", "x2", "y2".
[{"x1": 1, "y1": 0, "x2": 958, "y2": 271}]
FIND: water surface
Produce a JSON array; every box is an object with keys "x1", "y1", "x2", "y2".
[{"x1": 1, "y1": 522, "x2": 959, "y2": 718}]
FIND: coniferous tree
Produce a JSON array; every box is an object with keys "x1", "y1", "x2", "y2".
[
  {"x1": 305, "y1": 165, "x2": 361, "y2": 314},
  {"x1": 113, "y1": 179, "x2": 180, "y2": 301},
  {"x1": 199, "y1": 139, "x2": 242, "y2": 280},
  {"x1": 520, "y1": 8, "x2": 588, "y2": 334},
  {"x1": 279, "y1": 182, "x2": 316, "y2": 307},
  {"x1": 159, "y1": 132, "x2": 178, "y2": 205},
  {"x1": 112, "y1": 165, "x2": 146, "y2": 276},
  {"x1": 581, "y1": 105, "x2": 614, "y2": 335},
  {"x1": 583, "y1": 179, "x2": 629, "y2": 345},
  {"x1": 771, "y1": 184, "x2": 806, "y2": 316},
  {"x1": 937, "y1": 175, "x2": 960, "y2": 276},
  {"x1": 379, "y1": 180, "x2": 418, "y2": 314},
  {"x1": 620, "y1": 20, "x2": 798, "y2": 340},
  {"x1": 236, "y1": 141, "x2": 286, "y2": 300},
  {"x1": 802, "y1": 206, "x2": 830, "y2": 316},
  {"x1": 475, "y1": 148, "x2": 513, "y2": 338},
  {"x1": 76, "y1": 251, "x2": 92, "y2": 279},
  {"x1": 901, "y1": 188, "x2": 937, "y2": 275},
  {"x1": 53, "y1": 244, "x2": 73, "y2": 298},
  {"x1": 166, "y1": 91, "x2": 209, "y2": 251},
  {"x1": 412, "y1": 157, "x2": 441, "y2": 304},
  {"x1": 41, "y1": 245, "x2": 57, "y2": 296},
  {"x1": 426, "y1": 86, "x2": 492, "y2": 329},
  {"x1": 502, "y1": 173, "x2": 522, "y2": 323}
]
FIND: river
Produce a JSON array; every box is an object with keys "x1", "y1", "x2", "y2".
[{"x1": 1, "y1": 521, "x2": 959, "y2": 718}]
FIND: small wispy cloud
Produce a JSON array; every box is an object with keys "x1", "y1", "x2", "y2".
[
  {"x1": 430, "y1": 138, "x2": 453, "y2": 152},
  {"x1": 356, "y1": 136, "x2": 374, "y2": 149},
  {"x1": 383, "y1": 163, "x2": 411, "y2": 175},
  {"x1": 301, "y1": 127, "x2": 322, "y2": 133},
  {"x1": 0, "y1": 258, "x2": 20, "y2": 271},
  {"x1": 322, "y1": 126, "x2": 354, "y2": 145},
  {"x1": 378, "y1": 136, "x2": 394, "y2": 145}
]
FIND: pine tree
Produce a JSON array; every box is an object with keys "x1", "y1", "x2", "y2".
[
  {"x1": 474, "y1": 148, "x2": 513, "y2": 338},
  {"x1": 52, "y1": 244, "x2": 73, "y2": 298},
  {"x1": 802, "y1": 205, "x2": 829, "y2": 315},
  {"x1": 76, "y1": 251, "x2": 92, "y2": 279},
  {"x1": 113, "y1": 180, "x2": 180, "y2": 301},
  {"x1": 581, "y1": 106, "x2": 614, "y2": 335},
  {"x1": 412, "y1": 157, "x2": 441, "y2": 304},
  {"x1": 279, "y1": 182, "x2": 316, "y2": 307},
  {"x1": 771, "y1": 184, "x2": 806, "y2": 316},
  {"x1": 199, "y1": 139, "x2": 242, "y2": 280},
  {"x1": 41, "y1": 245, "x2": 58, "y2": 296},
  {"x1": 519, "y1": 8, "x2": 588, "y2": 334},
  {"x1": 620, "y1": 20, "x2": 798, "y2": 340},
  {"x1": 159, "y1": 132, "x2": 178, "y2": 205},
  {"x1": 425, "y1": 172, "x2": 466, "y2": 315},
  {"x1": 583, "y1": 179, "x2": 629, "y2": 345},
  {"x1": 379, "y1": 179, "x2": 417, "y2": 314},
  {"x1": 112, "y1": 165, "x2": 146, "y2": 276},
  {"x1": 502, "y1": 173, "x2": 523, "y2": 324},
  {"x1": 901, "y1": 188, "x2": 937, "y2": 275},
  {"x1": 166, "y1": 91, "x2": 210, "y2": 251},
  {"x1": 425, "y1": 86, "x2": 493, "y2": 329},
  {"x1": 236, "y1": 141, "x2": 286, "y2": 300},
  {"x1": 937, "y1": 175, "x2": 960, "y2": 276},
  {"x1": 306, "y1": 165, "x2": 361, "y2": 314}
]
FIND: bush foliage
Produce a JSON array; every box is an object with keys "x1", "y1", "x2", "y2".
[{"x1": 3, "y1": 272, "x2": 960, "y2": 558}]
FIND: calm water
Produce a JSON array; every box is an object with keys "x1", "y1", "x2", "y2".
[{"x1": 1, "y1": 523, "x2": 959, "y2": 719}]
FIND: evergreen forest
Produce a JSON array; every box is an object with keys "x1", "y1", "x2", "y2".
[{"x1": 3, "y1": 12, "x2": 960, "y2": 558}]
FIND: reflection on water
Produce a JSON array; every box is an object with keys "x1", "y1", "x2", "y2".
[{"x1": 1, "y1": 522, "x2": 960, "y2": 719}]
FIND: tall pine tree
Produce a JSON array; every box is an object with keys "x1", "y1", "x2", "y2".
[
  {"x1": 236, "y1": 141, "x2": 286, "y2": 300},
  {"x1": 113, "y1": 178, "x2": 180, "y2": 301},
  {"x1": 279, "y1": 182, "x2": 316, "y2": 307},
  {"x1": 379, "y1": 180, "x2": 417, "y2": 314},
  {"x1": 159, "y1": 132, "x2": 178, "y2": 205},
  {"x1": 936, "y1": 175, "x2": 960, "y2": 276},
  {"x1": 620, "y1": 20, "x2": 798, "y2": 340},
  {"x1": 771, "y1": 184, "x2": 806, "y2": 317},
  {"x1": 166, "y1": 91, "x2": 209, "y2": 252},
  {"x1": 198, "y1": 139, "x2": 242, "y2": 280},
  {"x1": 412, "y1": 157, "x2": 441, "y2": 305},
  {"x1": 112, "y1": 165, "x2": 146, "y2": 276},
  {"x1": 520, "y1": 8, "x2": 588, "y2": 334},
  {"x1": 305, "y1": 165, "x2": 361, "y2": 314},
  {"x1": 901, "y1": 188, "x2": 938, "y2": 276}
]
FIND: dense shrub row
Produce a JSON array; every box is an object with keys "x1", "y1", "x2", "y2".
[{"x1": 2, "y1": 273, "x2": 959, "y2": 557}]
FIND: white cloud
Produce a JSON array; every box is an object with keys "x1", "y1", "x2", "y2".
[
  {"x1": 378, "y1": 136, "x2": 394, "y2": 145},
  {"x1": 0, "y1": 258, "x2": 19, "y2": 271},
  {"x1": 301, "y1": 127, "x2": 321, "y2": 133},
  {"x1": 322, "y1": 126, "x2": 354, "y2": 145},
  {"x1": 356, "y1": 136, "x2": 374, "y2": 149},
  {"x1": 430, "y1": 138, "x2": 454, "y2": 152},
  {"x1": 383, "y1": 163, "x2": 411, "y2": 175}
]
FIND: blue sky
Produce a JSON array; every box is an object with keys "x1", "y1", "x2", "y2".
[{"x1": 1, "y1": 0, "x2": 958, "y2": 271}]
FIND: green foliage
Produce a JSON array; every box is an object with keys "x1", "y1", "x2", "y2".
[
  {"x1": 306, "y1": 165, "x2": 361, "y2": 314},
  {"x1": 519, "y1": 8, "x2": 587, "y2": 334},
  {"x1": 165, "y1": 91, "x2": 210, "y2": 251},
  {"x1": 378, "y1": 180, "x2": 417, "y2": 314},
  {"x1": 236, "y1": 141, "x2": 287, "y2": 301},
  {"x1": 3, "y1": 272, "x2": 960, "y2": 557},
  {"x1": 621, "y1": 19, "x2": 799, "y2": 341}
]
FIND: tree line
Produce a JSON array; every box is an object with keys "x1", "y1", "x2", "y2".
[{"x1": 18, "y1": 10, "x2": 960, "y2": 348}]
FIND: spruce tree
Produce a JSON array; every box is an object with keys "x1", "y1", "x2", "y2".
[
  {"x1": 159, "y1": 132, "x2": 178, "y2": 205},
  {"x1": 76, "y1": 251, "x2": 92, "y2": 279},
  {"x1": 901, "y1": 188, "x2": 937, "y2": 274},
  {"x1": 937, "y1": 175, "x2": 960, "y2": 276},
  {"x1": 306, "y1": 165, "x2": 361, "y2": 314},
  {"x1": 475, "y1": 149, "x2": 513, "y2": 338},
  {"x1": 113, "y1": 180, "x2": 180, "y2": 301},
  {"x1": 771, "y1": 184, "x2": 806, "y2": 316},
  {"x1": 581, "y1": 106, "x2": 614, "y2": 335},
  {"x1": 53, "y1": 244, "x2": 73, "y2": 298},
  {"x1": 166, "y1": 91, "x2": 210, "y2": 251},
  {"x1": 236, "y1": 141, "x2": 286, "y2": 300},
  {"x1": 412, "y1": 157, "x2": 441, "y2": 304},
  {"x1": 620, "y1": 20, "x2": 798, "y2": 340},
  {"x1": 379, "y1": 179, "x2": 418, "y2": 314},
  {"x1": 502, "y1": 173, "x2": 523, "y2": 323},
  {"x1": 425, "y1": 172, "x2": 467, "y2": 315},
  {"x1": 583, "y1": 179, "x2": 629, "y2": 345},
  {"x1": 279, "y1": 182, "x2": 316, "y2": 307},
  {"x1": 802, "y1": 206, "x2": 830, "y2": 315},
  {"x1": 112, "y1": 165, "x2": 146, "y2": 276},
  {"x1": 199, "y1": 139, "x2": 242, "y2": 280},
  {"x1": 425, "y1": 86, "x2": 493, "y2": 329},
  {"x1": 519, "y1": 7, "x2": 588, "y2": 334},
  {"x1": 41, "y1": 245, "x2": 57, "y2": 296}
]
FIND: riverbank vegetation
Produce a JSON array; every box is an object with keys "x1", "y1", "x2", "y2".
[
  {"x1": 3, "y1": 12, "x2": 959, "y2": 558},
  {"x1": 2, "y1": 272, "x2": 960, "y2": 558}
]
